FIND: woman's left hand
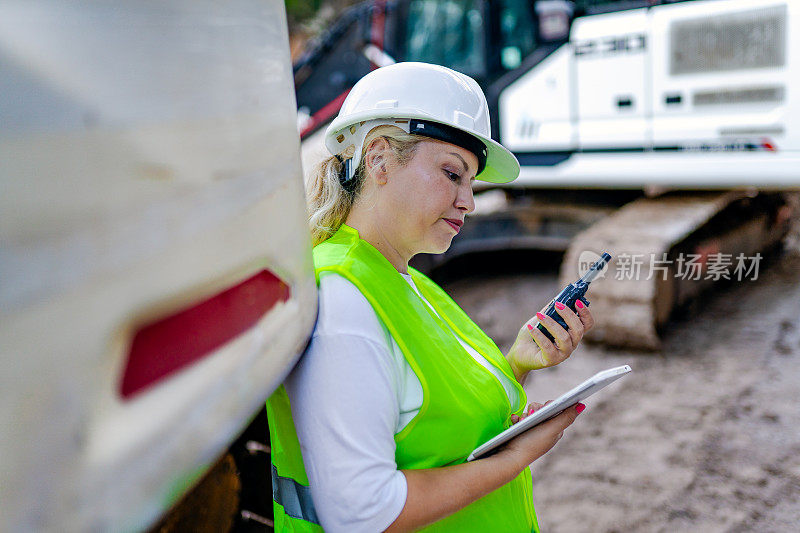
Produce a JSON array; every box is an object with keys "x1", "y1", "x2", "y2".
[
  {"x1": 510, "y1": 402, "x2": 545, "y2": 425},
  {"x1": 507, "y1": 302, "x2": 594, "y2": 378}
]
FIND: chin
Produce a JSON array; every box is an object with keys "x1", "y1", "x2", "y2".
[{"x1": 427, "y1": 235, "x2": 455, "y2": 255}]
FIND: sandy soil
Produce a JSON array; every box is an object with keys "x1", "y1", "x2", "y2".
[{"x1": 444, "y1": 246, "x2": 800, "y2": 532}]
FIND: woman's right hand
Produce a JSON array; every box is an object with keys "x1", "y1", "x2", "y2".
[{"x1": 498, "y1": 402, "x2": 585, "y2": 471}]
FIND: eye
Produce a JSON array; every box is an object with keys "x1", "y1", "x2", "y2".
[{"x1": 444, "y1": 170, "x2": 461, "y2": 182}]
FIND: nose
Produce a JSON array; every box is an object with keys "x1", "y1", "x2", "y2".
[{"x1": 455, "y1": 180, "x2": 475, "y2": 214}]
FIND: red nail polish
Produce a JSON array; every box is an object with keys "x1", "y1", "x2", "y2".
[
  {"x1": 554, "y1": 302, "x2": 566, "y2": 310},
  {"x1": 536, "y1": 312, "x2": 545, "y2": 320},
  {"x1": 575, "y1": 301, "x2": 585, "y2": 309},
  {"x1": 576, "y1": 403, "x2": 586, "y2": 414},
  {"x1": 528, "y1": 407, "x2": 535, "y2": 415},
  {"x1": 527, "y1": 324, "x2": 534, "y2": 331}
]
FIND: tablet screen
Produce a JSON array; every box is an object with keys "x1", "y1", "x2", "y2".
[{"x1": 467, "y1": 365, "x2": 632, "y2": 461}]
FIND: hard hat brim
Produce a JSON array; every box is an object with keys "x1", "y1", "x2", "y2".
[
  {"x1": 474, "y1": 133, "x2": 520, "y2": 184},
  {"x1": 326, "y1": 110, "x2": 520, "y2": 184}
]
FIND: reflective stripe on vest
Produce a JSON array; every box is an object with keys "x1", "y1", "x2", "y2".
[{"x1": 272, "y1": 463, "x2": 320, "y2": 525}]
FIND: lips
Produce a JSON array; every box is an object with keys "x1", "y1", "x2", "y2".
[{"x1": 443, "y1": 218, "x2": 463, "y2": 233}]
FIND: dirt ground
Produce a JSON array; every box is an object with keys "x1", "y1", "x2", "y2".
[{"x1": 444, "y1": 244, "x2": 800, "y2": 532}]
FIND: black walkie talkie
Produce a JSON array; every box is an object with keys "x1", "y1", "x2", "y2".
[{"x1": 537, "y1": 252, "x2": 612, "y2": 343}]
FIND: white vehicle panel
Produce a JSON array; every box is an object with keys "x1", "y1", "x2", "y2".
[
  {"x1": 515, "y1": 151, "x2": 800, "y2": 188},
  {"x1": 0, "y1": 1, "x2": 316, "y2": 531},
  {"x1": 572, "y1": 9, "x2": 650, "y2": 148},
  {"x1": 499, "y1": 45, "x2": 574, "y2": 151},
  {"x1": 650, "y1": 0, "x2": 795, "y2": 149}
]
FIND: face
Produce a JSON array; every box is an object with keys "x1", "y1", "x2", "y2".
[{"x1": 377, "y1": 139, "x2": 478, "y2": 259}]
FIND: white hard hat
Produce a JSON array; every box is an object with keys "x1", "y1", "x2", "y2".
[{"x1": 324, "y1": 62, "x2": 520, "y2": 184}]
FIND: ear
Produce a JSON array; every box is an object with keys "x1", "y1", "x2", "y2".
[{"x1": 363, "y1": 136, "x2": 391, "y2": 185}]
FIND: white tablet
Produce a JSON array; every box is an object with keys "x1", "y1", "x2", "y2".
[{"x1": 467, "y1": 365, "x2": 632, "y2": 461}]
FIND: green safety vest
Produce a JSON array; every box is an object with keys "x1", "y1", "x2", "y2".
[{"x1": 266, "y1": 224, "x2": 539, "y2": 532}]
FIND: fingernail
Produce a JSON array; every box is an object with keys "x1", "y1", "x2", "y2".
[
  {"x1": 528, "y1": 407, "x2": 535, "y2": 415},
  {"x1": 554, "y1": 302, "x2": 566, "y2": 310},
  {"x1": 576, "y1": 403, "x2": 586, "y2": 414},
  {"x1": 527, "y1": 324, "x2": 534, "y2": 331},
  {"x1": 536, "y1": 312, "x2": 545, "y2": 320},
  {"x1": 575, "y1": 301, "x2": 585, "y2": 309}
]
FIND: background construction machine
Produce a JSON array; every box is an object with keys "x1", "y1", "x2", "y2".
[
  {"x1": 296, "y1": 0, "x2": 800, "y2": 350},
  {"x1": 1, "y1": 1, "x2": 312, "y2": 530}
]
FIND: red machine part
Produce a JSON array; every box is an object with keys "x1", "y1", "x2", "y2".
[{"x1": 119, "y1": 269, "x2": 290, "y2": 399}]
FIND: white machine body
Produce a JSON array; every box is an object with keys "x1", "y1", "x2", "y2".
[
  {"x1": 0, "y1": 1, "x2": 315, "y2": 530},
  {"x1": 499, "y1": 0, "x2": 800, "y2": 187}
]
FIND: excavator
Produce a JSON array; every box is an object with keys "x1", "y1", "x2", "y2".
[{"x1": 296, "y1": 0, "x2": 800, "y2": 350}]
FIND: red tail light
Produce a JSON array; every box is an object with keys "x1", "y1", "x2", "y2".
[{"x1": 119, "y1": 270, "x2": 290, "y2": 399}]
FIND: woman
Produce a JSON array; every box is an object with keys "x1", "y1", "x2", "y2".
[{"x1": 266, "y1": 62, "x2": 594, "y2": 532}]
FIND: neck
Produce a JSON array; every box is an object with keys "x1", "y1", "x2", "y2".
[{"x1": 345, "y1": 209, "x2": 410, "y2": 274}]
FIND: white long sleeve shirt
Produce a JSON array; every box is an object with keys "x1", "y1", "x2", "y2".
[{"x1": 284, "y1": 271, "x2": 518, "y2": 532}]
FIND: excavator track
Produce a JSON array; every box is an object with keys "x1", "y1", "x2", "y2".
[{"x1": 560, "y1": 191, "x2": 796, "y2": 350}]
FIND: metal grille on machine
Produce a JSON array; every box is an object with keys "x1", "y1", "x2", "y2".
[{"x1": 670, "y1": 5, "x2": 786, "y2": 75}]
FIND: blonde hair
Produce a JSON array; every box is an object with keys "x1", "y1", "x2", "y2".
[{"x1": 307, "y1": 125, "x2": 424, "y2": 246}]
